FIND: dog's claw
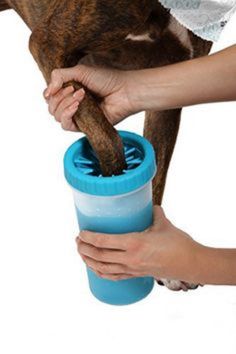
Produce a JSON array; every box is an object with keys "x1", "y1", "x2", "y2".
[
  {"x1": 157, "y1": 280, "x2": 164, "y2": 286},
  {"x1": 155, "y1": 278, "x2": 200, "y2": 291}
]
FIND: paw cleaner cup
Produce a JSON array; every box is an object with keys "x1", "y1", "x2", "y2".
[{"x1": 64, "y1": 131, "x2": 157, "y2": 305}]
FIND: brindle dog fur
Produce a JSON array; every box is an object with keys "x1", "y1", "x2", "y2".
[{"x1": 0, "y1": 0, "x2": 212, "y2": 290}]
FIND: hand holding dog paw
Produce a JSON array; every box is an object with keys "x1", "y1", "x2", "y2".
[{"x1": 43, "y1": 64, "x2": 138, "y2": 131}]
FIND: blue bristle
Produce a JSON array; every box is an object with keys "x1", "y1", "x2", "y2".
[
  {"x1": 73, "y1": 142, "x2": 143, "y2": 177},
  {"x1": 83, "y1": 168, "x2": 95, "y2": 175},
  {"x1": 125, "y1": 147, "x2": 136, "y2": 155},
  {"x1": 126, "y1": 155, "x2": 135, "y2": 162},
  {"x1": 74, "y1": 157, "x2": 93, "y2": 165},
  {"x1": 127, "y1": 158, "x2": 142, "y2": 164}
]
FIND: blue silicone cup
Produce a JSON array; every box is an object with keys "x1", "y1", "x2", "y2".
[{"x1": 64, "y1": 131, "x2": 157, "y2": 305}]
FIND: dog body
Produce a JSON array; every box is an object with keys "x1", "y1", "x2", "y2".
[{"x1": 0, "y1": 0, "x2": 212, "y2": 290}]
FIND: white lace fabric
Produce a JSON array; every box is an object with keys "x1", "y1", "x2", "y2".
[{"x1": 159, "y1": 0, "x2": 236, "y2": 41}]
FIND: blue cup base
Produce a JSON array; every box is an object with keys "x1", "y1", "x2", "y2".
[
  {"x1": 87, "y1": 268, "x2": 155, "y2": 306},
  {"x1": 89, "y1": 281, "x2": 155, "y2": 306}
]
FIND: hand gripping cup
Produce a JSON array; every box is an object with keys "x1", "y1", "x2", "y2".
[{"x1": 64, "y1": 131, "x2": 157, "y2": 305}]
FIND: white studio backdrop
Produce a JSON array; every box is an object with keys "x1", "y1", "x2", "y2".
[{"x1": 0, "y1": 8, "x2": 236, "y2": 354}]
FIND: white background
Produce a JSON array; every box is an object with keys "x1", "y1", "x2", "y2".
[{"x1": 0, "y1": 8, "x2": 236, "y2": 354}]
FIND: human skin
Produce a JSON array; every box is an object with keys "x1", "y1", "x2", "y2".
[
  {"x1": 44, "y1": 44, "x2": 236, "y2": 130},
  {"x1": 76, "y1": 207, "x2": 236, "y2": 285},
  {"x1": 44, "y1": 44, "x2": 236, "y2": 285}
]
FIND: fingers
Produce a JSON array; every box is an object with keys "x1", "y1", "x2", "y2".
[
  {"x1": 45, "y1": 86, "x2": 85, "y2": 132},
  {"x1": 80, "y1": 254, "x2": 139, "y2": 280},
  {"x1": 77, "y1": 238, "x2": 126, "y2": 264},
  {"x1": 47, "y1": 86, "x2": 75, "y2": 115},
  {"x1": 47, "y1": 87, "x2": 85, "y2": 117},
  {"x1": 94, "y1": 272, "x2": 136, "y2": 281},
  {"x1": 44, "y1": 65, "x2": 89, "y2": 98},
  {"x1": 44, "y1": 67, "x2": 79, "y2": 97},
  {"x1": 98, "y1": 274, "x2": 135, "y2": 281},
  {"x1": 78, "y1": 230, "x2": 136, "y2": 251},
  {"x1": 60, "y1": 103, "x2": 80, "y2": 132},
  {"x1": 53, "y1": 89, "x2": 84, "y2": 121},
  {"x1": 59, "y1": 89, "x2": 85, "y2": 131},
  {"x1": 81, "y1": 254, "x2": 128, "y2": 275},
  {"x1": 90, "y1": 267, "x2": 136, "y2": 281}
]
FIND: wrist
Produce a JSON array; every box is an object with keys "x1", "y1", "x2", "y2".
[
  {"x1": 194, "y1": 245, "x2": 236, "y2": 285},
  {"x1": 122, "y1": 70, "x2": 145, "y2": 114},
  {"x1": 189, "y1": 243, "x2": 211, "y2": 285},
  {"x1": 125, "y1": 68, "x2": 182, "y2": 113},
  {"x1": 175, "y1": 240, "x2": 206, "y2": 285}
]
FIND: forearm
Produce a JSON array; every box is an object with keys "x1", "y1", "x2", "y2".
[
  {"x1": 186, "y1": 244, "x2": 236, "y2": 286},
  {"x1": 129, "y1": 44, "x2": 236, "y2": 111}
]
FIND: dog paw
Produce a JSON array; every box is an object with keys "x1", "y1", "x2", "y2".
[{"x1": 155, "y1": 278, "x2": 201, "y2": 292}]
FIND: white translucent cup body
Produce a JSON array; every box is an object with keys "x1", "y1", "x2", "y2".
[{"x1": 72, "y1": 182, "x2": 153, "y2": 234}]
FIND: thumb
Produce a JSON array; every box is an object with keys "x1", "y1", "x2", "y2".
[{"x1": 44, "y1": 65, "x2": 88, "y2": 97}]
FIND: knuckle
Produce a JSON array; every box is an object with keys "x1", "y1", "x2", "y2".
[
  {"x1": 61, "y1": 111, "x2": 68, "y2": 121},
  {"x1": 90, "y1": 247, "x2": 100, "y2": 259},
  {"x1": 128, "y1": 239, "x2": 141, "y2": 253},
  {"x1": 51, "y1": 68, "x2": 60, "y2": 79},
  {"x1": 130, "y1": 239, "x2": 138, "y2": 250},
  {"x1": 62, "y1": 89, "x2": 69, "y2": 98},
  {"x1": 61, "y1": 121, "x2": 69, "y2": 131},
  {"x1": 128, "y1": 235, "x2": 139, "y2": 247},
  {"x1": 65, "y1": 108, "x2": 72, "y2": 118},
  {"x1": 77, "y1": 242, "x2": 83, "y2": 254},
  {"x1": 93, "y1": 236, "x2": 104, "y2": 248},
  {"x1": 96, "y1": 249, "x2": 105, "y2": 262},
  {"x1": 99, "y1": 263, "x2": 109, "y2": 273},
  {"x1": 129, "y1": 254, "x2": 141, "y2": 268}
]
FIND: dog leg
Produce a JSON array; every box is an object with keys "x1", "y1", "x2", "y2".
[
  {"x1": 0, "y1": 0, "x2": 10, "y2": 11},
  {"x1": 26, "y1": 1, "x2": 162, "y2": 176},
  {"x1": 29, "y1": 30, "x2": 126, "y2": 176},
  {"x1": 144, "y1": 109, "x2": 200, "y2": 291},
  {"x1": 6, "y1": 0, "x2": 155, "y2": 175},
  {"x1": 144, "y1": 109, "x2": 181, "y2": 205},
  {"x1": 25, "y1": 0, "x2": 162, "y2": 177},
  {"x1": 8, "y1": 1, "x2": 173, "y2": 176},
  {"x1": 27, "y1": 0, "x2": 140, "y2": 177}
]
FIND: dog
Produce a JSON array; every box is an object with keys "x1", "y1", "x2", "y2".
[{"x1": 0, "y1": 0, "x2": 212, "y2": 291}]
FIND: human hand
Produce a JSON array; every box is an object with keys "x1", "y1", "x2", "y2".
[
  {"x1": 76, "y1": 206, "x2": 203, "y2": 283},
  {"x1": 43, "y1": 64, "x2": 139, "y2": 131}
]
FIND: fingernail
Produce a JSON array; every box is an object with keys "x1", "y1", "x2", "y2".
[
  {"x1": 45, "y1": 86, "x2": 51, "y2": 98},
  {"x1": 73, "y1": 89, "x2": 85, "y2": 98},
  {"x1": 66, "y1": 86, "x2": 74, "y2": 92}
]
